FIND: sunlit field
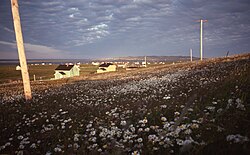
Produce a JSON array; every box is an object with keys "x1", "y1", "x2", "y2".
[
  {"x1": 0, "y1": 54, "x2": 249, "y2": 154},
  {"x1": 0, "y1": 64, "x2": 99, "y2": 84}
]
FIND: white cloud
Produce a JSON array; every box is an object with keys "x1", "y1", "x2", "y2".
[
  {"x1": 69, "y1": 14, "x2": 75, "y2": 18},
  {"x1": 133, "y1": 0, "x2": 152, "y2": 3},
  {"x1": 87, "y1": 23, "x2": 108, "y2": 31},
  {"x1": 68, "y1": 7, "x2": 79, "y2": 12},
  {"x1": 3, "y1": 27, "x2": 14, "y2": 33}
]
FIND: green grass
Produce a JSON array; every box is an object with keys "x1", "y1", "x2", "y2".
[
  {"x1": 0, "y1": 63, "x2": 166, "y2": 84},
  {"x1": 0, "y1": 65, "x2": 57, "y2": 83}
]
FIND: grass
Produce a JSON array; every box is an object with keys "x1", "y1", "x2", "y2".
[
  {"x1": 0, "y1": 63, "x2": 164, "y2": 84},
  {"x1": 0, "y1": 65, "x2": 57, "y2": 83}
]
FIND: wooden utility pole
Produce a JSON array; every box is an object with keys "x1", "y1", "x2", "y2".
[
  {"x1": 198, "y1": 19, "x2": 208, "y2": 61},
  {"x1": 11, "y1": 0, "x2": 32, "y2": 100},
  {"x1": 190, "y1": 48, "x2": 193, "y2": 62}
]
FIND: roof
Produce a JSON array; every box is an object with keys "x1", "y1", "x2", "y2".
[
  {"x1": 99, "y1": 63, "x2": 113, "y2": 67},
  {"x1": 55, "y1": 65, "x2": 74, "y2": 71}
]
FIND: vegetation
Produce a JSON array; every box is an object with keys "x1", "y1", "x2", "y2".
[{"x1": 0, "y1": 54, "x2": 249, "y2": 154}]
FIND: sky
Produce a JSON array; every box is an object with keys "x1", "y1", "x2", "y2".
[{"x1": 0, "y1": 0, "x2": 250, "y2": 59}]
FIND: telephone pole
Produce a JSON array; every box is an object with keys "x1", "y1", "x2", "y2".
[
  {"x1": 198, "y1": 19, "x2": 207, "y2": 61},
  {"x1": 190, "y1": 48, "x2": 193, "y2": 62},
  {"x1": 11, "y1": 0, "x2": 32, "y2": 100}
]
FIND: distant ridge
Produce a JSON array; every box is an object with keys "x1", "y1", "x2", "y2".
[{"x1": 93, "y1": 56, "x2": 199, "y2": 62}]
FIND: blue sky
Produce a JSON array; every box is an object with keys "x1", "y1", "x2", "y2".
[{"x1": 0, "y1": 0, "x2": 250, "y2": 59}]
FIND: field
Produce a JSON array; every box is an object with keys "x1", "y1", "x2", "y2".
[
  {"x1": 0, "y1": 64, "x2": 100, "y2": 84},
  {"x1": 0, "y1": 54, "x2": 250, "y2": 154}
]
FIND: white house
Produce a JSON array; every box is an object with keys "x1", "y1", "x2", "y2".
[
  {"x1": 54, "y1": 65, "x2": 80, "y2": 79},
  {"x1": 16, "y1": 65, "x2": 21, "y2": 70},
  {"x1": 97, "y1": 63, "x2": 117, "y2": 73}
]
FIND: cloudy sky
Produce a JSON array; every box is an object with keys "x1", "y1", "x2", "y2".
[{"x1": 0, "y1": 0, "x2": 250, "y2": 59}]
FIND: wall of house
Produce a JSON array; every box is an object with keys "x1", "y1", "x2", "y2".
[
  {"x1": 54, "y1": 72, "x2": 62, "y2": 79},
  {"x1": 97, "y1": 68, "x2": 106, "y2": 73},
  {"x1": 54, "y1": 70, "x2": 70, "y2": 79},
  {"x1": 97, "y1": 65, "x2": 116, "y2": 73},
  {"x1": 107, "y1": 65, "x2": 116, "y2": 72},
  {"x1": 72, "y1": 66, "x2": 80, "y2": 76}
]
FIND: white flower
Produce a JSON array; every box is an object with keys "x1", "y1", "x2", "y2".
[
  {"x1": 74, "y1": 136, "x2": 79, "y2": 142},
  {"x1": 163, "y1": 96, "x2": 171, "y2": 100},
  {"x1": 206, "y1": 106, "x2": 215, "y2": 112},
  {"x1": 191, "y1": 123, "x2": 199, "y2": 129},
  {"x1": 138, "y1": 128, "x2": 143, "y2": 132},
  {"x1": 212, "y1": 101, "x2": 217, "y2": 105},
  {"x1": 73, "y1": 143, "x2": 80, "y2": 150},
  {"x1": 90, "y1": 130, "x2": 96, "y2": 136},
  {"x1": 98, "y1": 148, "x2": 102, "y2": 152},
  {"x1": 226, "y1": 134, "x2": 249, "y2": 143},
  {"x1": 45, "y1": 151, "x2": 52, "y2": 155},
  {"x1": 153, "y1": 147, "x2": 159, "y2": 150},
  {"x1": 184, "y1": 129, "x2": 192, "y2": 135},
  {"x1": 120, "y1": 120, "x2": 127, "y2": 126},
  {"x1": 226, "y1": 99, "x2": 233, "y2": 109},
  {"x1": 30, "y1": 143, "x2": 36, "y2": 149},
  {"x1": 54, "y1": 147, "x2": 62, "y2": 152},
  {"x1": 17, "y1": 135, "x2": 24, "y2": 140},
  {"x1": 144, "y1": 128, "x2": 150, "y2": 132},
  {"x1": 163, "y1": 122, "x2": 170, "y2": 129},
  {"x1": 137, "y1": 138, "x2": 143, "y2": 143},
  {"x1": 161, "y1": 117, "x2": 167, "y2": 122},
  {"x1": 19, "y1": 144, "x2": 24, "y2": 149},
  {"x1": 236, "y1": 102, "x2": 245, "y2": 111},
  {"x1": 176, "y1": 139, "x2": 184, "y2": 145},
  {"x1": 174, "y1": 112, "x2": 180, "y2": 116},
  {"x1": 161, "y1": 105, "x2": 167, "y2": 108},
  {"x1": 86, "y1": 123, "x2": 92, "y2": 128},
  {"x1": 217, "y1": 108, "x2": 223, "y2": 113},
  {"x1": 236, "y1": 98, "x2": 242, "y2": 104},
  {"x1": 132, "y1": 150, "x2": 140, "y2": 155}
]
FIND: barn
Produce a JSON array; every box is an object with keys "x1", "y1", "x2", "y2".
[{"x1": 54, "y1": 65, "x2": 80, "y2": 79}]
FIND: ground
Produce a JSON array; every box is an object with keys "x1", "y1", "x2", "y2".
[{"x1": 0, "y1": 54, "x2": 249, "y2": 155}]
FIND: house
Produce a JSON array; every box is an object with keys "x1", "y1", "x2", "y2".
[
  {"x1": 16, "y1": 65, "x2": 21, "y2": 70},
  {"x1": 92, "y1": 62, "x2": 100, "y2": 66},
  {"x1": 54, "y1": 65, "x2": 80, "y2": 79},
  {"x1": 97, "y1": 63, "x2": 117, "y2": 73}
]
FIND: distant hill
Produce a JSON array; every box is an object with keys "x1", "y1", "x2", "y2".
[{"x1": 93, "y1": 56, "x2": 199, "y2": 62}]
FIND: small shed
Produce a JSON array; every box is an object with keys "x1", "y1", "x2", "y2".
[
  {"x1": 97, "y1": 63, "x2": 117, "y2": 73},
  {"x1": 54, "y1": 64, "x2": 80, "y2": 79},
  {"x1": 16, "y1": 65, "x2": 21, "y2": 70}
]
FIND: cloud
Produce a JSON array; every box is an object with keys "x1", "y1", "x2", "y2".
[
  {"x1": 0, "y1": 0, "x2": 250, "y2": 58},
  {"x1": 0, "y1": 41, "x2": 67, "y2": 58},
  {"x1": 3, "y1": 27, "x2": 14, "y2": 33}
]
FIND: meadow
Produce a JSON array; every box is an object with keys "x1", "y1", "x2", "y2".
[
  {"x1": 0, "y1": 64, "x2": 100, "y2": 84},
  {"x1": 0, "y1": 54, "x2": 249, "y2": 154}
]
